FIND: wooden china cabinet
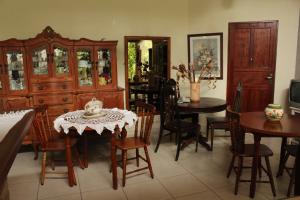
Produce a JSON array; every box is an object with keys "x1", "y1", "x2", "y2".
[{"x1": 0, "y1": 26, "x2": 124, "y2": 144}]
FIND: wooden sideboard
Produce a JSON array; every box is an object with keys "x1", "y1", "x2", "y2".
[{"x1": 0, "y1": 26, "x2": 124, "y2": 144}]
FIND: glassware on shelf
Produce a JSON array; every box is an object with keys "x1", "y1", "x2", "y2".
[
  {"x1": 54, "y1": 47, "x2": 69, "y2": 75},
  {"x1": 97, "y1": 49, "x2": 112, "y2": 86},
  {"x1": 77, "y1": 50, "x2": 93, "y2": 86},
  {"x1": 6, "y1": 52, "x2": 26, "y2": 91},
  {"x1": 32, "y1": 48, "x2": 48, "y2": 75}
]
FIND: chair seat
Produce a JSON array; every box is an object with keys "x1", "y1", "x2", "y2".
[
  {"x1": 165, "y1": 120, "x2": 200, "y2": 132},
  {"x1": 232, "y1": 144, "x2": 273, "y2": 157},
  {"x1": 115, "y1": 137, "x2": 147, "y2": 150},
  {"x1": 207, "y1": 116, "x2": 228, "y2": 124},
  {"x1": 285, "y1": 144, "x2": 298, "y2": 157},
  {"x1": 40, "y1": 138, "x2": 78, "y2": 151}
]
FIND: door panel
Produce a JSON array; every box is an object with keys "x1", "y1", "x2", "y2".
[{"x1": 227, "y1": 21, "x2": 278, "y2": 112}]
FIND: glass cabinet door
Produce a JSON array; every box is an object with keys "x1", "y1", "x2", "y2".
[
  {"x1": 53, "y1": 46, "x2": 69, "y2": 76},
  {"x1": 76, "y1": 49, "x2": 93, "y2": 87},
  {"x1": 96, "y1": 48, "x2": 112, "y2": 86},
  {"x1": 32, "y1": 47, "x2": 49, "y2": 75},
  {"x1": 5, "y1": 51, "x2": 26, "y2": 91}
]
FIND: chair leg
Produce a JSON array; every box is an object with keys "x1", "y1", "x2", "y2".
[
  {"x1": 41, "y1": 152, "x2": 47, "y2": 185},
  {"x1": 258, "y1": 157, "x2": 262, "y2": 178},
  {"x1": 154, "y1": 127, "x2": 164, "y2": 153},
  {"x1": 33, "y1": 143, "x2": 39, "y2": 160},
  {"x1": 206, "y1": 121, "x2": 210, "y2": 139},
  {"x1": 287, "y1": 161, "x2": 296, "y2": 197},
  {"x1": 234, "y1": 156, "x2": 243, "y2": 195},
  {"x1": 210, "y1": 125, "x2": 214, "y2": 151},
  {"x1": 136, "y1": 148, "x2": 140, "y2": 167},
  {"x1": 277, "y1": 152, "x2": 289, "y2": 177},
  {"x1": 122, "y1": 150, "x2": 127, "y2": 187},
  {"x1": 175, "y1": 133, "x2": 182, "y2": 161},
  {"x1": 227, "y1": 155, "x2": 235, "y2": 178},
  {"x1": 144, "y1": 146, "x2": 154, "y2": 178},
  {"x1": 50, "y1": 152, "x2": 55, "y2": 171},
  {"x1": 265, "y1": 156, "x2": 276, "y2": 197},
  {"x1": 73, "y1": 147, "x2": 85, "y2": 169},
  {"x1": 195, "y1": 133, "x2": 199, "y2": 152}
]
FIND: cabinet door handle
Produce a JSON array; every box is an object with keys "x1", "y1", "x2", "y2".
[
  {"x1": 62, "y1": 97, "x2": 68, "y2": 102},
  {"x1": 38, "y1": 99, "x2": 44, "y2": 104},
  {"x1": 38, "y1": 85, "x2": 44, "y2": 90}
]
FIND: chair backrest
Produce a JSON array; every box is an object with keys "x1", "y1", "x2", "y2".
[
  {"x1": 226, "y1": 105, "x2": 244, "y2": 154},
  {"x1": 232, "y1": 81, "x2": 243, "y2": 112},
  {"x1": 159, "y1": 79, "x2": 179, "y2": 128},
  {"x1": 134, "y1": 101, "x2": 156, "y2": 144},
  {"x1": 32, "y1": 105, "x2": 53, "y2": 148}
]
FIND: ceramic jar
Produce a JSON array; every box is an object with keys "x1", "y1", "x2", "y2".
[{"x1": 264, "y1": 104, "x2": 284, "y2": 121}]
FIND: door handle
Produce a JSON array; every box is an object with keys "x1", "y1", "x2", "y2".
[{"x1": 265, "y1": 74, "x2": 273, "y2": 80}]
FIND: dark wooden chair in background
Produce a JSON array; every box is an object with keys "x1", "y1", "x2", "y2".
[
  {"x1": 206, "y1": 81, "x2": 242, "y2": 151},
  {"x1": 33, "y1": 105, "x2": 84, "y2": 185},
  {"x1": 277, "y1": 142, "x2": 297, "y2": 197},
  {"x1": 226, "y1": 106, "x2": 276, "y2": 196},
  {"x1": 114, "y1": 101, "x2": 156, "y2": 186},
  {"x1": 154, "y1": 79, "x2": 201, "y2": 161}
]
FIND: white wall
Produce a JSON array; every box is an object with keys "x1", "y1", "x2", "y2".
[
  {"x1": 188, "y1": 0, "x2": 300, "y2": 106},
  {"x1": 0, "y1": 0, "x2": 299, "y2": 106}
]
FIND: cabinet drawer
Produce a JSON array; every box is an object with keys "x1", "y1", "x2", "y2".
[
  {"x1": 47, "y1": 104, "x2": 74, "y2": 116},
  {"x1": 31, "y1": 82, "x2": 73, "y2": 93},
  {"x1": 34, "y1": 94, "x2": 73, "y2": 105}
]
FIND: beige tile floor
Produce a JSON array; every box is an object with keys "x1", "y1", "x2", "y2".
[{"x1": 7, "y1": 116, "x2": 296, "y2": 200}]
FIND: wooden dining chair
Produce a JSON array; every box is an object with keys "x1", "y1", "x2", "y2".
[
  {"x1": 206, "y1": 81, "x2": 242, "y2": 151},
  {"x1": 114, "y1": 101, "x2": 155, "y2": 187},
  {"x1": 154, "y1": 79, "x2": 201, "y2": 161},
  {"x1": 277, "y1": 143, "x2": 297, "y2": 197},
  {"x1": 226, "y1": 106, "x2": 276, "y2": 196},
  {"x1": 32, "y1": 105, "x2": 84, "y2": 185}
]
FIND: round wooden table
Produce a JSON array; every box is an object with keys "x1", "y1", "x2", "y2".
[
  {"x1": 240, "y1": 112, "x2": 300, "y2": 198},
  {"x1": 177, "y1": 97, "x2": 227, "y2": 150}
]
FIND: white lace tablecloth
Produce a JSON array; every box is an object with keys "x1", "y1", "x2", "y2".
[
  {"x1": 53, "y1": 108, "x2": 137, "y2": 135},
  {"x1": 0, "y1": 109, "x2": 33, "y2": 142}
]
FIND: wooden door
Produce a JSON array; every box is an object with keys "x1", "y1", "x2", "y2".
[{"x1": 227, "y1": 21, "x2": 278, "y2": 112}]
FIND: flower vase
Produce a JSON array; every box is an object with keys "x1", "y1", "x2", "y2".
[{"x1": 190, "y1": 82, "x2": 200, "y2": 102}]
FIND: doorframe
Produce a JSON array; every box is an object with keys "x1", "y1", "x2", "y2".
[{"x1": 124, "y1": 36, "x2": 171, "y2": 109}]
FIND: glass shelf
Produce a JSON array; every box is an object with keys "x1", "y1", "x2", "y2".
[
  {"x1": 32, "y1": 48, "x2": 48, "y2": 75},
  {"x1": 76, "y1": 50, "x2": 93, "y2": 87},
  {"x1": 54, "y1": 47, "x2": 69, "y2": 75},
  {"x1": 6, "y1": 52, "x2": 26, "y2": 91},
  {"x1": 97, "y1": 49, "x2": 112, "y2": 86}
]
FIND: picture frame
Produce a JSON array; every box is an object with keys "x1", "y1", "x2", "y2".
[{"x1": 188, "y1": 32, "x2": 223, "y2": 80}]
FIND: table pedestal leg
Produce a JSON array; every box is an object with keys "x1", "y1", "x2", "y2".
[
  {"x1": 83, "y1": 133, "x2": 88, "y2": 168},
  {"x1": 277, "y1": 137, "x2": 287, "y2": 177},
  {"x1": 250, "y1": 135, "x2": 260, "y2": 198},
  {"x1": 65, "y1": 134, "x2": 76, "y2": 187}
]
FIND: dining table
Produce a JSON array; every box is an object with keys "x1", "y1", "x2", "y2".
[
  {"x1": 177, "y1": 97, "x2": 227, "y2": 150},
  {"x1": 239, "y1": 112, "x2": 300, "y2": 198},
  {"x1": 53, "y1": 108, "x2": 137, "y2": 189}
]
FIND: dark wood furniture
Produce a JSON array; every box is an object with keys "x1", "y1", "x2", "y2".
[
  {"x1": 154, "y1": 79, "x2": 200, "y2": 161},
  {"x1": 0, "y1": 26, "x2": 124, "y2": 145},
  {"x1": 115, "y1": 101, "x2": 155, "y2": 186},
  {"x1": 226, "y1": 106, "x2": 276, "y2": 196},
  {"x1": 177, "y1": 97, "x2": 227, "y2": 151},
  {"x1": 0, "y1": 109, "x2": 35, "y2": 198},
  {"x1": 227, "y1": 21, "x2": 278, "y2": 112},
  {"x1": 206, "y1": 82, "x2": 242, "y2": 151},
  {"x1": 32, "y1": 105, "x2": 84, "y2": 185},
  {"x1": 277, "y1": 144, "x2": 297, "y2": 197},
  {"x1": 239, "y1": 112, "x2": 300, "y2": 198}
]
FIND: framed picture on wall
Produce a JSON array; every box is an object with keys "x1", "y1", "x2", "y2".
[{"x1": 188, "y1": 32, "x2": 223, "y2": 80}]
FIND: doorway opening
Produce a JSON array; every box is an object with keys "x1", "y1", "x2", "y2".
[{"x1": 124, "y1": 36, "x2": 170, "y2": 111}]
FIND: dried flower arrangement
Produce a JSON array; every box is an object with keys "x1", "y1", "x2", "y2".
[{"x1": 172, "y1": 60, "x2": 217, "y2": 89}]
